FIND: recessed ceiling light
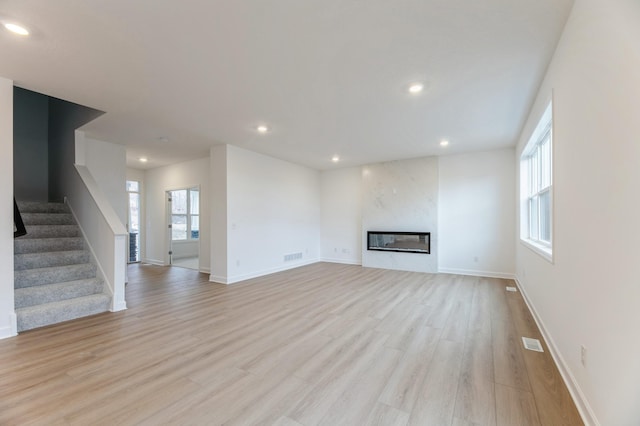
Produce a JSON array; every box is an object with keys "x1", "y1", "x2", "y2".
[
  {"x1": 257, "y1": 125, "x2": 269, "y2": 133},
  {"x1": 4, "y1": 23, "x2": 29, "y2": 36},
  {"x1": 331, "y1": 155, "x2": 340, "y2": 163},
  {"x1": 408, "y1": 83, "x2": 424, "y2": 94},
  {"x1": 139, "y1": 157, "x2": 148, "y2": 163},
  {"x1": 440, "y1": 140, "x2": 449, "y2": 147}
]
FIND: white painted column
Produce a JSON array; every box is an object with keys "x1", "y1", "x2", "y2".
[{"x1": 0, "y1": 76, "x2": 17, "y2": 338}]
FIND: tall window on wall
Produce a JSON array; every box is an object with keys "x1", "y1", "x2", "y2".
[
  {"x1": 520, "y1": 101, "x2": 553, "y2": 260},
  {"x1": 171, "y1": 187, "x2": 199, "y2": 241},
  {"x1": 126, "y1": 180, "x2": 141, "y2": 262}
]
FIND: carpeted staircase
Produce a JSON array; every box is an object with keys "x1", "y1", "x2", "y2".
[{"x1": 14, "y1": 201, "x2": 111, "y2": 332}]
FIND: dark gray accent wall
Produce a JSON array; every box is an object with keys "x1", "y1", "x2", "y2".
[
  {"x1": 47, "y1": 97, "x2": 103, "y2": 202},
  {"x1": 13, "y1": 87, "x2": 104, "y2": 202},
  {"x1": 13, "y1": 87, "x2": 49, "y2": 201}
]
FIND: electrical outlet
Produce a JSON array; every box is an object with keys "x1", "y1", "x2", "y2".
[
  {"x1": 236, "y1": 260, "x2": 240, "y2": 267},
  {"x1": 473, "y1": 256, "x2": 479, "y2": 263},
  {"x1": 581, "y1": 345, "x2": 587, "y2": 366}
]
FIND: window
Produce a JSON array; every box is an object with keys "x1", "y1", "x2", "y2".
[
  {"x1": 520, "y1": 102, "x2": 553, "y2": 260},
  {"x1": 171, "y1": 187, "x2": 199, "y2": 241},
  {"x1": 126, "y1": 180, "x2": 141, "y2": 262}
]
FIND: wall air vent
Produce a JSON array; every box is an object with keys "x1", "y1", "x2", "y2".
[
  {"x1": 506, "y1": 286, "x2": 518, "y2": 292},
  {"x1": 284, "y1": 252, "x2": 303, "y2": 262},
  {"x1": 522, "y1": 337, "x2": 544, "y2": 352}
]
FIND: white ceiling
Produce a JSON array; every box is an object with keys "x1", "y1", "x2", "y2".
[{"x1": 0, "y1": 0, "x2": 574, "y2": 170}]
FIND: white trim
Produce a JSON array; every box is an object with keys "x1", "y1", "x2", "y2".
[
  {"x1": 212, "y1": 258, "x2": 320, "y2": 285},
  {"x1": 142, "y1": 258, "x2": 165, "y2": 266},
  {"x1": 520, "y1": 238, "x2": 554, "y2": 263},
  {"x1": 522, "y1": 101, "x2": 553, "y2": 156},
  {"x1": 111, "y1": 300, "x2": 128, "y2": 312},
  {"x1": 437, "y1": 267, "x2": 516, "y2": 280},
  {"x1": 209, "y1": 274, "x2": 229, "y2": 285},
  {"x1": 0, "y1": 312, "x2": 17, "y2": 339},
  {"x1": 66, "y1": 201, "x2": 112, "y2": 296},
  {"x1": 319, "y1": 257, "x2": 362, "y2": 265},
  {"x1": 515, "y1": 277, "x2": 600, "y2": 426},
  {"x1": 199, "y1": 267, "x2": 211, "y2": 274}
]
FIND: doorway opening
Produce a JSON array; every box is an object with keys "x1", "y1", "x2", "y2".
[
  {"x1": 127, "y1": 180, "x2": 141, "y2": 263},
  {"x1": 167, "y1": 186, "x2": 200, "y2": 270}
]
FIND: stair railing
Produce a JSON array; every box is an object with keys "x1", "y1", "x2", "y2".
[{"x1": 13, "y1": 198, "x2": 26, "y2": 238}]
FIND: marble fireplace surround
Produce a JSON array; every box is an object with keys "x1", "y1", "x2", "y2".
[{"x1": 361, "y1": 156, "x2": 438, "y2": 273}]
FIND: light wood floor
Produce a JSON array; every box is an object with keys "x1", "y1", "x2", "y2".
[{"x1": 0, "y1": 263, "x2": 583, "y2": 425}]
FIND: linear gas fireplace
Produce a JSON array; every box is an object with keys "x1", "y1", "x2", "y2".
[{"x1": 367, "y1": 231, "x2": 430, "y2": 254}]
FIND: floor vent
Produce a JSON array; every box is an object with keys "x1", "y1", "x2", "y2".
[
  {"x1": 284, "y1": 252, "x2": 303, "y2": 262},
  {"x1": 506, "y1": 286, "x2": 518, "y2": 292},
  {"x1": 522, "y1": 337, "x2": 544, "y2": 352}
]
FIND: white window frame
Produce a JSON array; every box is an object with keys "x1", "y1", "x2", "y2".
[
  {"x1": 170, "y1": 187, "x2": 199, "y2": 241},
  {"x1": 520, "y1": 101, "x2": 553, "y2": 262}
]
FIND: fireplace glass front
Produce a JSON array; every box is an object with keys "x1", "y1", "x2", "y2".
[{"x1": 367, "y1": 231, "x2": 430, "y2": 254}]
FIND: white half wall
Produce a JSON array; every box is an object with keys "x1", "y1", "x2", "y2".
[
  {"x1": 224, "y1": 145, "x2": 320, "y2": 283},
  {"x1": 0, "y1": 76, "x2": 16, "y2": 339},
  {"x1": 438, "y1": 149, "x2": 516, "y2": 278},
  {"x1": 83, "y1": 137, "x2": 127, "y2": 225},
  {"x1": 362, "y1": 157, "x2": 438, "y2": 273},
  {"x1": 144, "y1": 157, "x2": 210, "y2": 273},
  {"x1": 320, "y1": 167, "x2": 362, "y2": 264},
  {"x1": 515, "y1": 1, "x2": 640, "y2": 424}
]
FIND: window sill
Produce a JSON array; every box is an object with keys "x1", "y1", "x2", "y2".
[{"x1": 520, "y1": 238, "x2": 553, "y2": 263}]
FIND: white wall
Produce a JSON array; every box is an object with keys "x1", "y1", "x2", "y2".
[
  {"x1": 0, "y1": 77, "x2": 16, "y2": 338},
  {"x1": 84, "y1": 137, "x2": 127, "y2": 225},
  {"x1": 224, "y1": 145, "x2": 320, "y2": 283},
  {"x1": 320, "y1": 167, "x2": 362, "y2": 264},
  {"x1": 515, "y1": 1, "x2": 640, "y2": 424},
  {"x1": 362, "y1": 157, "x2": 439, "y2": 273},
  {"x1": 73, "y1": 132, "x2": 128, "y2": 311},
  {"x1": 210, "y1": 145, "x2": 228, "y2": 281},
  {"x1": 144, "y1": 157, "x2": 210, "y2": 273},
  {"x1": 439, "y1": 149, "x2": 516, "y2": 278}
]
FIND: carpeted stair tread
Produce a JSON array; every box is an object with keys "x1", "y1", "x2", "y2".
[
  {"x1": 21, "y1": 225, "x2": 81, "y2": 239},
  {"x1": 17, "y1": 201, "x2": 69, "y2": 214},
  {"x1": 16, "y1": 294, "x2": 111, "y2": 332},
  {"x1": 15, "y1": 263, "x2": 97, "y2": 288},
  {"x1": 14, "y1": 237, "x2": 85, "y2": 254},
  {"x1": 15, "y1": 278, "x2": 104, "y2": 309},
  {"x1": 14, "y1": 250, "x2": 90, "y2": 271},
  {"x1": 14, "y1": 199, "x2": 113, "y2": 333},
  {"x1": 21, "y1": 212, "x2": 76, "y2": 226}
]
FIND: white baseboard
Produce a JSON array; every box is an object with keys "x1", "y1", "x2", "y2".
[
  {"x1": 438, "y1": 267, "x2": 515, "y2": 280},
  {"x1": 514, "y1": 277, "x2": 600, "y2": 426},
  {"x1": 142, "y1": 258, "x2": 165, "y2": 266},
  {"x1": 0, "y1": 312, "x2": 18, "y2": 339},
  {"x1": 209, "y1": 274, "x2": 229, "y2": 285},
  {"x1": 141, "y1": 258, "x2": 209, "y2": 274},
  {"x1": 319, "y1": 257, "x2": 362, "y2": 265},
  {"x1": 211, "y1": 258, "x2": 320, "y2": 285},
  {"x1": 111, "y1": 300, "x2": 127, "y2": 312}
]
